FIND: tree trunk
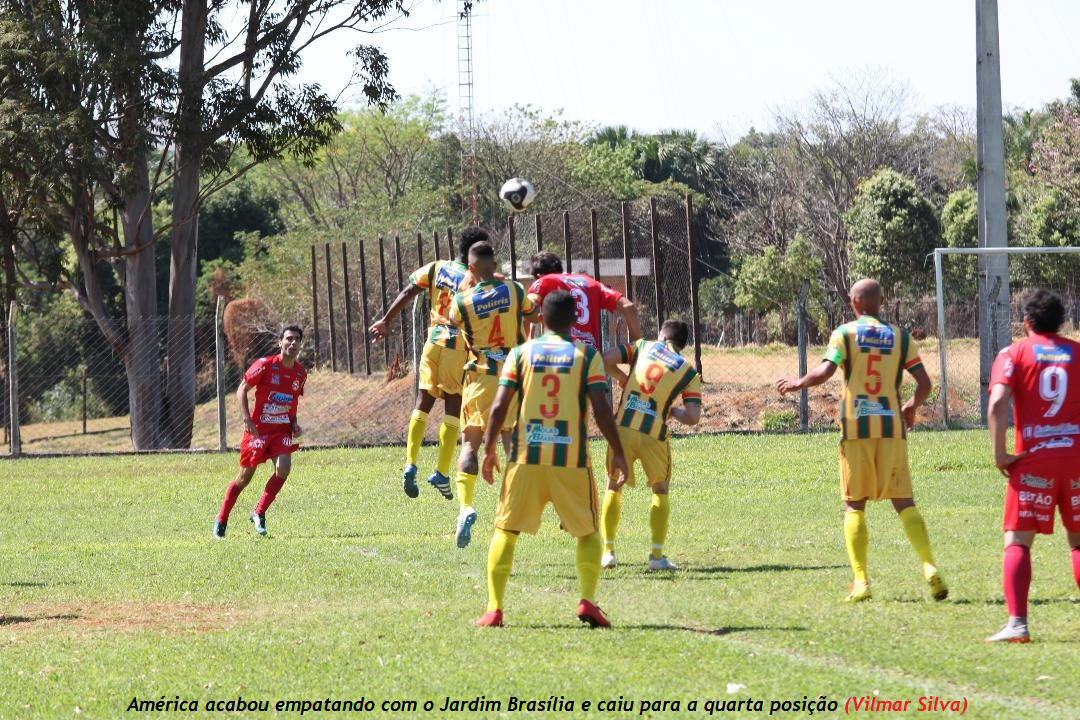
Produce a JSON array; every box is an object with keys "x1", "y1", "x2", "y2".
[{"x1": 162, "y1": 0, "x2": 207, "y2": 448}]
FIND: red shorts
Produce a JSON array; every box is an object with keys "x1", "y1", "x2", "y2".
[
  {"x1": 239, "y1": 431, "x2": 298, "y2": 468},
  {"x1": 1003, "y1": 459, "x2": 1080, "y2": 534}
]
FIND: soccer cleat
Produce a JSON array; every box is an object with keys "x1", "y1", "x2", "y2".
[
  {"x1": 601, "y1": 551, "x2": 618, "y2": 569},
  {"x1": 250, "y1": 512, "x2": 267, "y2": 537},
  {"x1": 927, "y1": 572, "x2": 949, "y2": 601},
  {"x1": 456, "y1": 507, "x2": 478, "y2": 549},
  {"x1": 844, "y1": 581, "x2": 872, "y2": 603},
  {"x1": 985, "y1": 621, "x2": 1030, "y2": 643},
  {"x1": 213, "y1": 520, "x2": 227, "y2": 539},
  {"x1": 427, "y1": 471, "x2": 453, "y2": 500},
  {"x1": 647, "y1": 555, "x2": 678, "y2": 571},
  {"x1": 402, "y1": 464, "x2": 419, "y2": 498},
  {"x1": 474, "y1": 609, "x2": 504, "y2": 627},
  {"x1": 576, "y1": 599, "x2": 611, "y2": 628}
]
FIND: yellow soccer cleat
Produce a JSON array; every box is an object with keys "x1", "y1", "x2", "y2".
[
  {"x1": 926, "y1": 572, "x2": 948, "y2": 601},
  {"x1": 844, "y1": 581, "x2": 872, "y2": 603}
]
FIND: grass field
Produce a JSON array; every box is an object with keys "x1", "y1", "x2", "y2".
[{"x1": 2, "y1": 431, "x2": 1079, "y2": 719}]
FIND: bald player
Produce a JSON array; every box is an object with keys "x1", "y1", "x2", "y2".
[{"x1": 777, "y1": 278, "x2": 947, "y2": 603}]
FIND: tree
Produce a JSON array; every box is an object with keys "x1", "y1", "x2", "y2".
[
  {"x1": 845, "y1": 168, "x2": 940, "y2": 300},
  {"x1": 733, "y1": 234, "x2": 822, "y2": 341},
  {"x1": 940, "y1": 188, "x2": 978, "y2": 298}
]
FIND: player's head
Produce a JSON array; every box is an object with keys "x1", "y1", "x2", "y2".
[
  {"x1": 542, "y1": 290, "x2": 576, "y2": 334},
  {"x1": 530, "y1": 251, "x2": 563, "y2": 279},
  {"x1": 467, "y1": 241, "x2": 497, "y2": 280},
  {"x1": 280, "y1": 325, "x2": 303, "y2": 359},
  {"x1": 458, "y1": 226, "x2": 489, "y2": 262},
  {"x1": 1022, "y1": 289, "x2": 1065, "y2": 334},
  {"x1": 659, "y1": 320, "x2": 690, "y2": 351},
  {"x1": 849, "y1": 278, "x2": 882, "y2": 317}
]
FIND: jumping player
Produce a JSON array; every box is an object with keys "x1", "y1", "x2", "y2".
[
  {"x1": 214, "y1": 326, "x2": 307, "y2": 538},
  {"x1": 776, "y1": 279, "x2": 947, "y2": 603},
  {"x1": 985, "y1": 289, "x2": 1080, "y2": 643},
  {"x1": 527, "y1": 251, "x2": 642, "y2": 348},
  {"x1": 599, "y1": 320, "x2": 702, "y2": 571},
  {"x1": 369, "y1": 227, "x2": 489, "y2": 500},
  {"x1": 476, "y1": 290, "x2": 630, "y2": 629},
  {"x1": 447, "y1": 242, "x2": 537, "y2": 548}
]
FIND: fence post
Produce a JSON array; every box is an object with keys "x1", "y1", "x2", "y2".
[
  {"x1": 590, "y1": 209, "x2": 600, "y2": 280},
  {"x1": 341, "y1": 242, "x2": 355, "y2": 375},
  {"x1": 797, "y1": 280, "x2": 809, "y2": 432},
  {"x1": 7, "y1": 302, "x2": 19, "y2": 458},
  {"x1": 446, "y1": 226, "x2": 454, "y2": 261},
  {"x1": 324, "y1": 242, "x2": 337, "y2": 372},
  {"x1": 378, "y1": 236, "x2": 390, "y2": 367},
  {"x1": 81, "y1": 367, "x2": 88, "y2": 435},
  {"x1": 649, "y1": 196, "x2": 665, "y2": 327},
  {"x1": 358, "y1": 239, "x2": 372, "y2": 376},
  {"x1": 394, "y1": 235, "x2": 406, "y2": 361},
  {"x1": 685, "y1": 194, "x2": 702, "y2": 376},
  {"x1": 620, "y1": 202, "x2": 633, "y2": 303},
  {"x1": 215, "y1": 295, "x2": 227, "y2": 450},
  {"x1": 432, "y1": 230, "x2": 441, "y2": 261},
  {"x1": 535, "y1": 215, "x2": 543, "y2": 254},
  {"x1": 309, "y1": 245, "x2": 320, "y2": 369},
  {"x1": 562, "y1": 211, "x2": 572, "y2": 273},
  {"x1": 508, "y1": 216, "x2": 518, "y2": 281},
  {"x1": 934, "y1": 249, "x2": 950, "y2": 426},
  {"x1": 416, "y1": 231, "x2": 424, "y2": 268}
]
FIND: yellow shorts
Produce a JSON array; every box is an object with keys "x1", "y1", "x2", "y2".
[
  {"x1": 418, "y1": 341, "x2": 467, "y2": 398},
  {"x1": 495, "y1": 462, "x2": 599, "y2": 538},
  {"x1": 463, "y1": 371, "x2": 519, "y2": 433},
  {"x1": 606, "y1": 426, "x2": 671, "y2": 488},
  {"x1": 840, "y1": 438, "x2": 913, "y2": 501}
]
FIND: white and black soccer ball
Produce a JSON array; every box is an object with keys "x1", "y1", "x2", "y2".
[{"x1": 499, "y1": 177, "x2": 535, "y2": 213}]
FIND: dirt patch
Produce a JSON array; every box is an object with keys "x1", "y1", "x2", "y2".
[{"x1": 0, "y1": 603, "x2": 244, "y2": 636}]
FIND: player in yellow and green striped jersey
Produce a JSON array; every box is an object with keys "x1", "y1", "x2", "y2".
[
  {"x1": 777, "y1": 278, "x2": 946, "y2": 603},
  {"x1": 599, "y1": 320, "x2": 702, "y2": 571},
  {"x1": 475, "y1": 291, "x2": 630, "y2": 628},
  {"x1": 447, "y1": 242, "x2": 537, "y2": 549}
]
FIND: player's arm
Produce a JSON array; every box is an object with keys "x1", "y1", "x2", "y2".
[
  {"x1": 237, "y1": 379, "x2": 257, "y2": 435},
  {"x1": 481, "y1": 385, "x2": 515, "y2": 484},
  {"x1": 602, "y1": 346, "x2": 629, "y2": 387},
  {"x1": 900, "y1": 364, "x2": 932, "y2": 430},
  {"x1": 526, "y1": 292, "x2": 544, "y2": 337},
  {"x1": 988, "y1": 382, "x2": 1023, "y2": 477},
  {"x1": 776, "y1": 360, "x2": 837, "y2": 394},
  {"x1": 589, "y1": 386, "x2": 630, "y2": 489},
  {"x1": 615, "y1": 296, "x2": 642, "y2": 342},
  {"x1": 670, "y1": 402, "x2": 701, "y2": 426},
  {"x1": 369, "y1": 283, "x2": 424, "y2": 342}
]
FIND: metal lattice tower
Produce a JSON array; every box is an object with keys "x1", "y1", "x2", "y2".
[{"x1": 457, "y1": 0, "x2": 478, "y2": 225}]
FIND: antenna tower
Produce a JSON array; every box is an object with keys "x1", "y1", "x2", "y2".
[{"x1": 457, "y1": 1, "x2": 478, "y2": 225}]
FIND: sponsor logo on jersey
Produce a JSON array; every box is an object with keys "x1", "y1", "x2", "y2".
[
  {"x1": 525, "y1": 422, "x2": 572, "y2": 445},
  {"x1": 435, "y1": 262, "x2": 466, "y2": 290},
  {"x1": 855, "y1": 324, "x2": 895, "y2": 351},
  {"x1": 292, "y1": 379, "x2": 301, "y2": 391},
  {"x1": 1030, "y1": 437, "x2": 1076, "y2": 452},
  {"x1": 280, "y1": 436, "x2": 294, "y2": 447},
  {"x1": 270, "y1": 374, "x2": 281, "y2": 385},
  {"x1": 1072, "y1": 479, "x2": 1080, "y2": 491},
  {"x1": 854, "y1": 398, "x2": 896, "y2": 417},
  {"x1": 259, "y1": 414, "x2": 291, "y2": 425},
  {"x1": 1019, "y1": 490, "x2": 1054, "y2": 506},
  {"x1": 248, "y1": 363, "x2": 266, "y2": 378},
  {"x1": 562, "y1": 276, "x2": 587, "y2": 288},
  {"x1": 570, "y1": 328, "x2": 596, "y2": 346},
  {"x1": 1034, "y1": 344, "x2": 1072, "y2": 364},
  {"x1": 248, "y1": 436, "x2": 266, "y2": 448},
  {"x1": 269, "y1": 392, "x2": 294, "y2": 404},
  {"x1": 647, "y1": 342, "x2": 685, "y2": 370},
  {"x1": 472, "y1": 283, "x2": 512, "y2": 316},
  {"x1": 624, "y1": 394, "x2": 657, "y2": 416},
  {"x1": 483, "y1": 349, "x2": 508, "y2": 363},
  {"x1": 530, "y1": 343, "x2": 576, "y2": 369},
  {"x1": 261, "y1": 403, "x2": 290, "y2": 415},
  {"x1": 1019, "y1": 474, "x2": 1052, "y2": 489},
  {"x1": 1022, "y1": 422, "x2": 1080, "y2": 440}
]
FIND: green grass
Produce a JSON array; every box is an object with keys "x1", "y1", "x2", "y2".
[{"x1": 2, "y1": 432, "x2": 1079, "y2": 718}]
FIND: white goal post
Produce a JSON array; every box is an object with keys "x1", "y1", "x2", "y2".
[{"x1": 933, "y1": 245, "x2": 1080, "y2": 425}]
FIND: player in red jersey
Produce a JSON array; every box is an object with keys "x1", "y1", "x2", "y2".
[
  {"x1": 527, "y1": 251, "x2": 642, "y2": 348},
  {"x1": 985, "y1": 289, "x2": 1080, "y2": 642},
  {"x1": 214, "y1": 326, "x2": 308, "y2": 539}
]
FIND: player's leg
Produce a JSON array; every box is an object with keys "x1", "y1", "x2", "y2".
[
  {"x1": 477, "y1": 528, "x2": 518, "y2": 627},
  {"x1": 1068, "y1": 531, "x2": 1080, "y2": 593},
  {"x1": 600, "y1": 443, "x2": 625, "y2": 568},
  {"x1": 891, "y1": 497, "x2": 947, "y2": 600},
  {"x1": 840, "y1": 440, "x2": 871, "y2": 601},
  {"x1": 550, "y1": 466, "x2": 610, "y2": 627},
  {"x1": 216, "y1": 435, "x2": 263, "y2": 537},
  {"x1": 428, "y1": 392, "x2": 461, "y2": 499},
  {"x1": 454, "y1": 425, "x2": 482, "y2": 548},
  {"x1": 986, "y1": 530, "x2": 1036, "y2": 643},
  {"x1": 403, "y1": 389, "x2": 437, "y2": 498},
  {"x1": 250, "y1": 446, "x2": 293, "y2": 536},
  {"x1": 1064, "y1": 476, "x2": 1080, "y2": 593},
  {"x1": 643, "y1": 437, "x2": 675, "y2": 570}
]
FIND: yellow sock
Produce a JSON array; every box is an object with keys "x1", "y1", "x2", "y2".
[
  {"x1": 486, "y1": 528, "x2": 517, "y2": 611},
  {"x1": 844, "y1": 510, "x2": 869, "y2": 584},
  {"x1": 601, "y1": 490, "x2": 622, "y2": 550},
  {"x1": 455, "y1": 471, "x2": 477, "y2": 510},
  {"x1": 898, "y1": 506, "x2": 938, "y2": 578},
  {"x1": 406, "y1": 410, "x2": 428, "y2": 466},
  {"x1": 649, "y1": 493, "x2": 670, "y2": 560},
  {"x1": 436, "y1": 415, "x2": 460, "y2": 476},
  {"x1": 575, "y1": 532, "x2": 602, "y2": 603}
]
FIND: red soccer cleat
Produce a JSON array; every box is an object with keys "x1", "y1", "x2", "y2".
[
  {"x1": 474, "y1": 609, "x2": 503, "y2": 627},
  {"x1": 576, "y1": 599, "x2": 611, "y2": 628}
]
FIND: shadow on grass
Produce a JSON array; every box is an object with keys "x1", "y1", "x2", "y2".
[
  {"x1": 681, "y1": 563, "x2": 845, "y2": 575},
  {"x1": 0, "y1": 614, "x2": 81, "y2": 626},
  {"x1": 510, "y1": 623, "x2": 808, "y2": 635},
  {"x1": 895, "y1": 597, "x2": 1079, "y2": 606}
]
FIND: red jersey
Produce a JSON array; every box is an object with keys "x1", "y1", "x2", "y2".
[
  {"x1": 989, "y1": 334, "x2": 1080, "y2": 463},
  {"x1": 527, "y1": 273, "x2": 622, "y2": 347},
  {"x1": 244, "y1": 354, "x2": 307, "y2": 434}
]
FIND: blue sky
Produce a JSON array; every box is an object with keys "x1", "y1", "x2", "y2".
[{"x1": 298, "y1": 0, "x2": 1080, "y2": 137}]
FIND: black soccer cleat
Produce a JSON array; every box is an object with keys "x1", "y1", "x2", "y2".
[
  {"x1": 213, "y1": 520, "x2": 227, "y2": 539},
  {"x1": 250, "y1": 512, "x2": 267, "y2": 537}
]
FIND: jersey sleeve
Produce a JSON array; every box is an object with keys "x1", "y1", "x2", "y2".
[
  {"x1": 585, "y1": 347, "x2": 607, "y2": 391},
  {"x1": 297, "y1": 369, "x2": 307, "y2": 397},
  {"x1": 681, "y1": 369, "x2": 702, "y2": 405},
  {"x1": 526, "y1": 277, "x2": 547, "y2": 300},
  {"x1": 449, "y1": 294, "x2": 465, "y2": 327},
  {"x1": 499, "y1": 347, "x2": 521, "y2": 389},
  {"x1": 902, "y1": 331, "x2": 924, "y2": 374},
  {"x1": 615, "y1": 342, "x2": 633, "y2": 364},
  {"x1": 517, "y1": 283, "x2": 537, "y2": 315},
  {"x1": 243, "y1": 357, "x2": 268, "y2": 386},
  {"x1": 824, "y1": 327, "x2": 846, "y2": 366},
  {"x1": 989, "y1": 345, "x2": 1016, "y2": 390},
  {"x1": 408, "y1": 261, "x2": 436, "y2": 290},
  {"x1": 598, "y1": 281, "x2": 623, "y2": 312}
]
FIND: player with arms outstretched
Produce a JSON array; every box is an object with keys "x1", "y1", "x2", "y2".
[
  {"x1": 527, "y1": 251, "x2": 642, "y2": 348},
  {"x1": 600, "y1": 320, "x2": 702, "y2": 571},
  {"x1": 777, "y1": 279, "x2": 947, "y2": 603},
  {"x1": 369, "y1": 227, "x2": 488, "y2": 500},
  {"x1": 985, "y1": 289, "x2": 1080, "y2": 643},
  {"x1": 476, "y1": 291, "x2": 630, "y2": 628},
  {"x1": 447, "y1": 242, "x2": 538, "y2": 548},
  {"x1": 215, "y1": 326, "x2": 307, "y2": 538}
]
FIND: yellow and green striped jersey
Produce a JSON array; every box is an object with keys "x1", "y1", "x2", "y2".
[
  {"x1": 449, "y1": 278, "x2": 536, "y2": 375},
  {"x1": 499, "y1": 332, "x2": 608, "y2": 468},
  {"x1": 614, "y1": 339, "x2": 702, "y2": 441},
  {"x1": 824, "y1": 315, "x2": 924, "y2": 440},
  {"x1": 408, "y1": 259, "x2": 468, "y2": 348}
]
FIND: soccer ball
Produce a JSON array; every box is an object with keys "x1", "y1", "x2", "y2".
[{"x1": 499, "y1": 177, "x2": 535, "y2": 213}]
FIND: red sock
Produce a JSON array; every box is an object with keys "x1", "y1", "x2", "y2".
[
  {"x1": 217, "y1": 482, "x2": 243, "y2": 523},
  {"x1": 254, "y1": 474, "x2": 286, "y2": 515},
  {"x1": 1071, "y1": 546, "x2": 1080, "y2": 592},
  {"x1": 1003, "y1": 543, "x2": 1031, "y2": 618}
]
